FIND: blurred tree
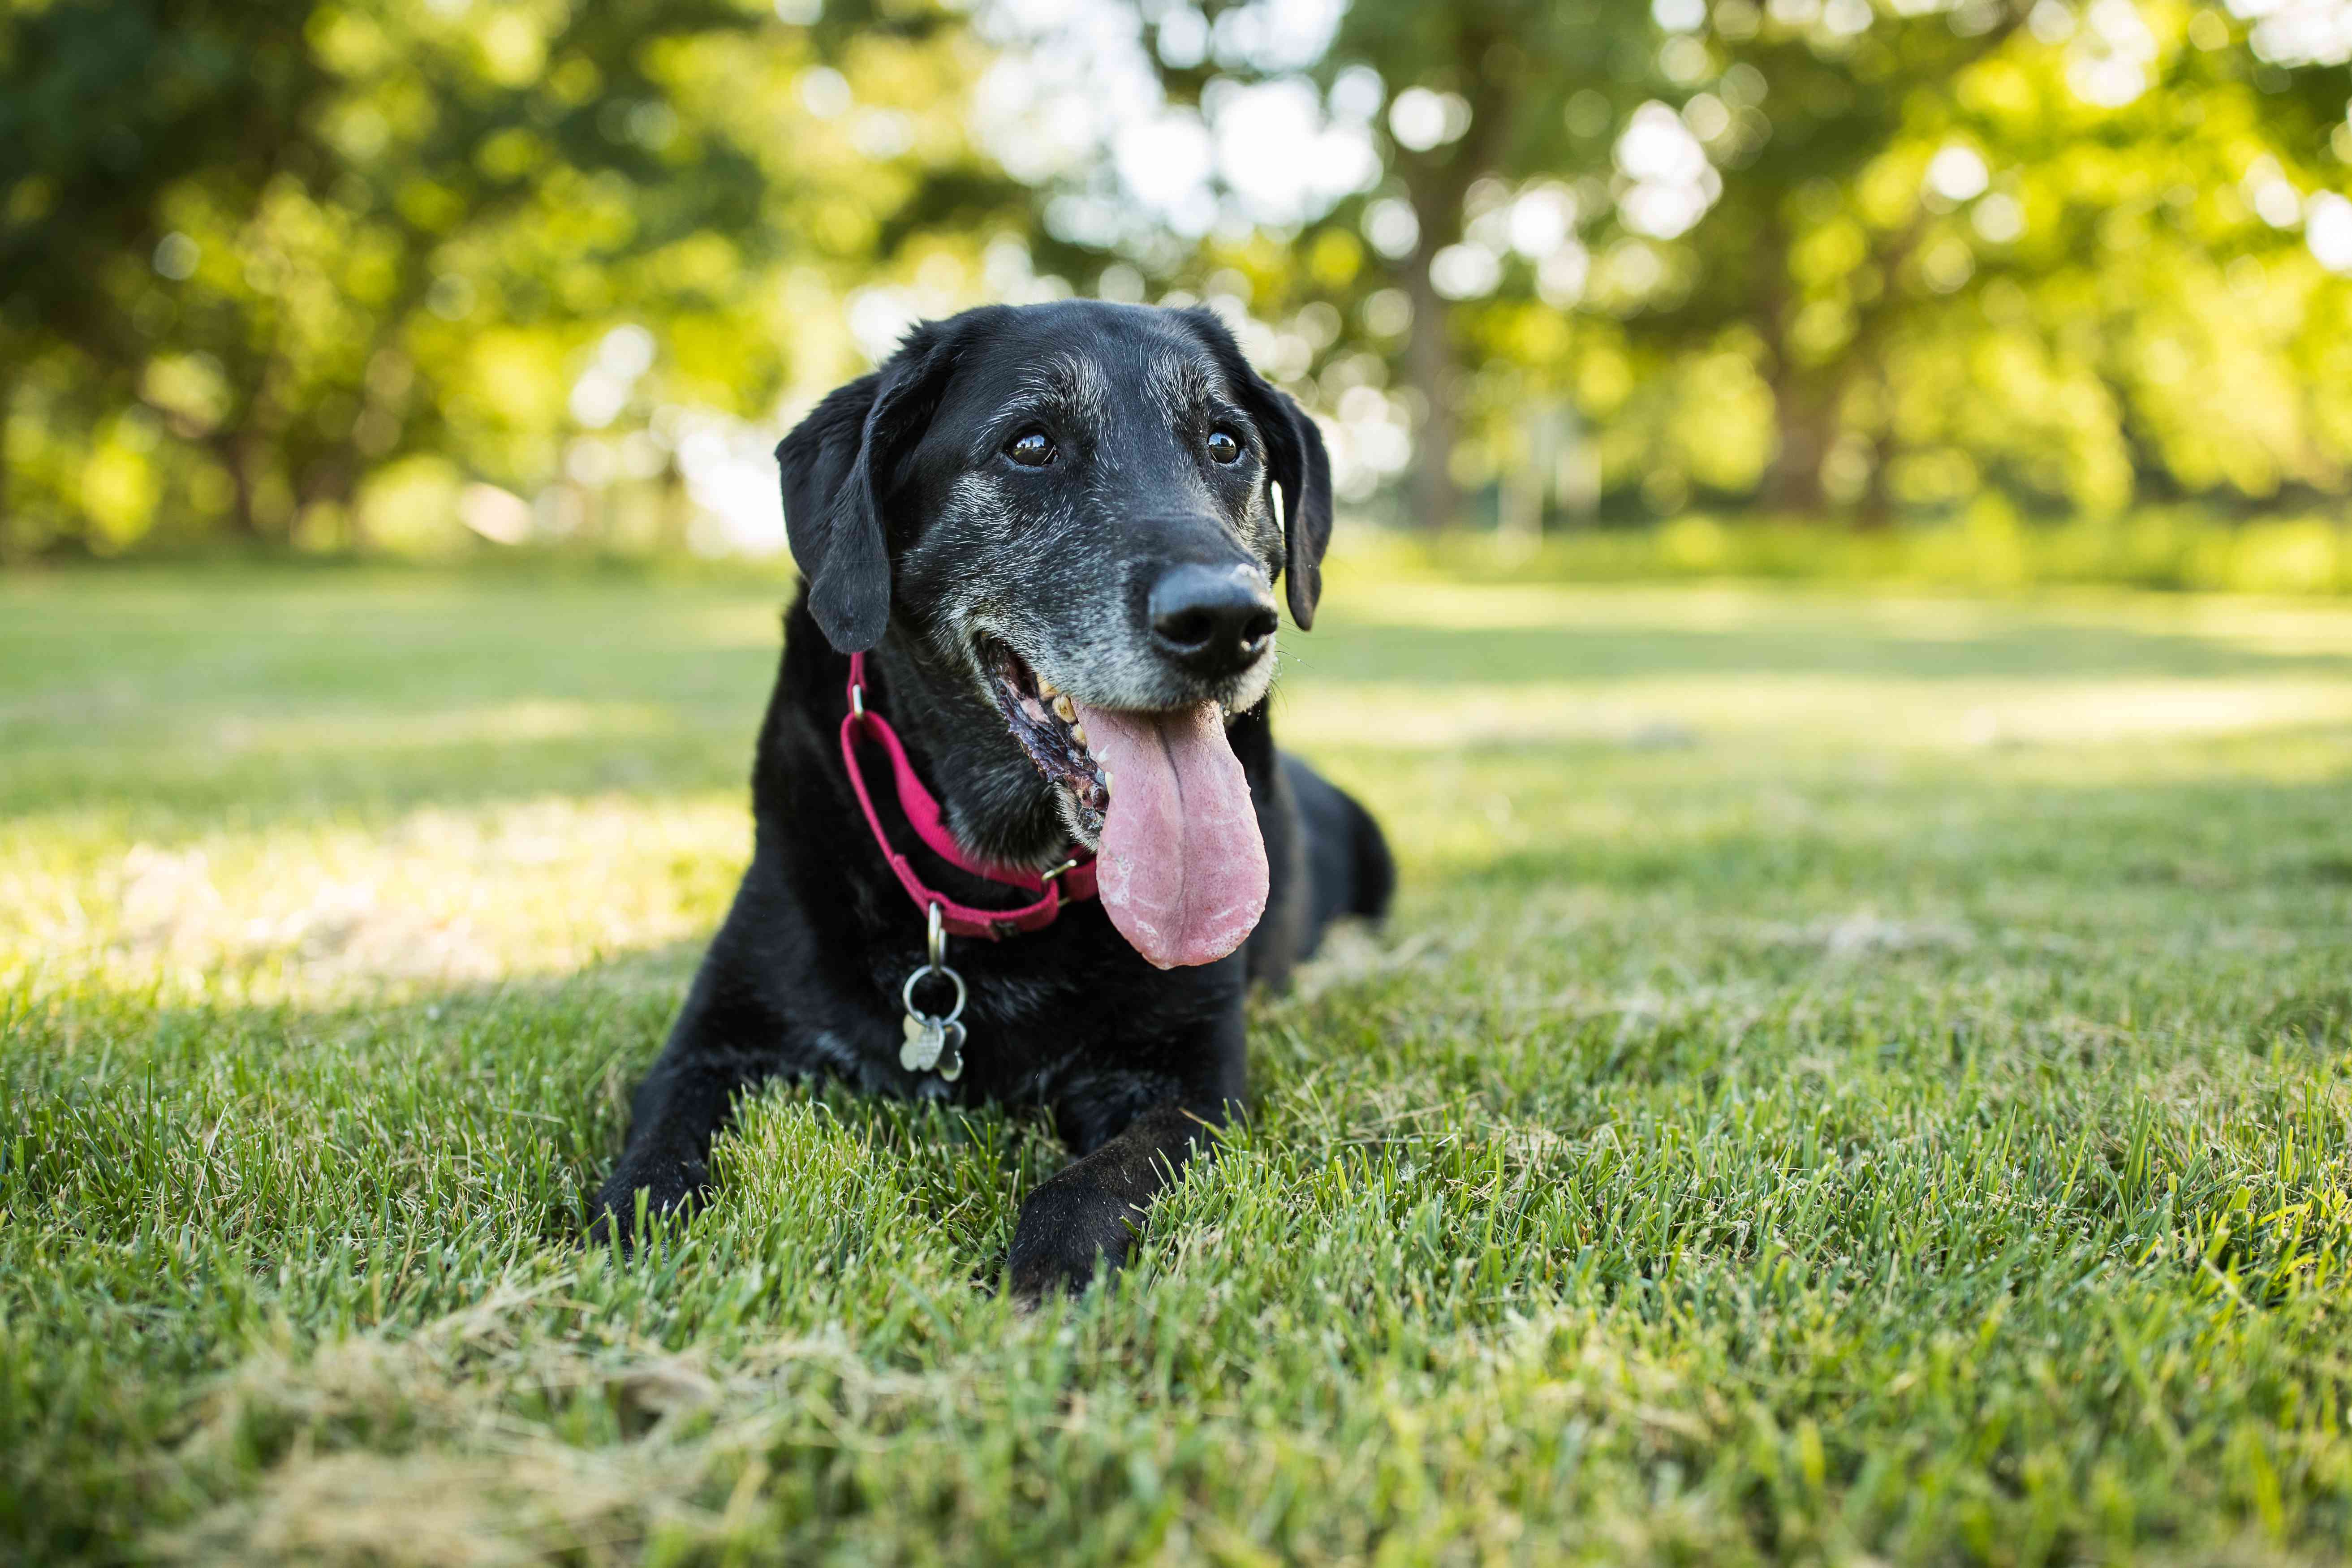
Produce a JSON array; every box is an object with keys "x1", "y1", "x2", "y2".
[
  {"x1": 9, "y1": 0, "x2": 2352, "y2": 554},
  {"x1": 0, "y1": 0, "x2": 1017, "y2": 558},
  {"x1": 1148, "y1": 0, "x2": 1663, "y2": 528},
  {"x1": 1108, "y1": 0, "x2": 2352, "y2": 528},
  {"x1": 1633, "y1": 0, "x2": 2035, "y2": 517},
  {"x1": 0, "y1": 0, "x2": 325, "y2": 548},
  {"x1": 1963, "y1": 5, "x2": 2352, "y2": 513},
  {"x1": 1644, "y1": 0, "x2": 2352, "y2": 520}
]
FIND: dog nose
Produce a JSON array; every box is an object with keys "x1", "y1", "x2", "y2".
[{"x1": 1149, "y1": 562, "x2": 1279, "y2": 678}]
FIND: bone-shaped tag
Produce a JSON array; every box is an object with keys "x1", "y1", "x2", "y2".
[
  {"x1": 901, "y1": 1012, "x2": 969, "y2": 1080},
  {"x1": 900, "y1": 1012, "x2": 943, "y2": 1073}
]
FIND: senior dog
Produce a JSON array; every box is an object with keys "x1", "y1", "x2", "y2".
[{"x1": 592, "y1": 301, "x2": 1391, "y2": 1295}]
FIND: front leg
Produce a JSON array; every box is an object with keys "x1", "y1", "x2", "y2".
[
  {"x1": 1007, "y1": 1099, "x2": 1229, "y2": 1298},
  {"x1": 589, "y1": 958, "x2": 788, "y2": 1246}
]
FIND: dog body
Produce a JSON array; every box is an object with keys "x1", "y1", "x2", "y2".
[{"x1": 594, "y1": 302, "x2": 1390, "y2": 1293}]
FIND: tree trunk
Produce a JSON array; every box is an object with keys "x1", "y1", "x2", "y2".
[
  {"x1": 1754, "y1": 220, "x2": 1827, "y2": 518},
  {"x1": 1497, "y1": 403, "x2": 1553, "y2": 552},
  {"x1": 1403, "y1": 250, "x2": 1462, "y2": 531},
  {"x1": 659, "y1": 466, "x2": 692, "y2": 556},
  {"x1": 0, "y1": 363, "x2": 16, "y2": 565},
  {"x1": 1765, "y1": 374, "x2": 1832, "y2": 517},
  {"x1": 209, "y1": 434, "x2": 263, "y2": 540},
  {"x1": 1388, "y1": 23, "x2": 1516, "y2": 533},
  {"x1": 301, "y1": 448, "x2": 362, "y2": 552},
  {"x1": 1857, "y1": 413, "x2": 1895, "y2": 531}
]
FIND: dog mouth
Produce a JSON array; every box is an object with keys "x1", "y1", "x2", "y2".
[
  {"x1": 976, "y1": 635, "x2": 1270, "y2": 969},
  {"x1": 981, "y1": 639, "x2": 1111, "y2": 844}
]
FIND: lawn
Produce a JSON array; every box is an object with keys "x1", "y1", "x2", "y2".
[{"x1": 4, "y1": 560, "x2": 2350, "y2": 1565}]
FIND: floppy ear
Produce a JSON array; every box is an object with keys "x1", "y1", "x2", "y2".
[
  {"x1": 1179, "y1": 309, "x2": 1336, "y2": 630},
  {"x1": 1254, "y1": 381, "x2": 1335, "y2": 631},
  {"x1": 775, "y1": 328, "x2": 958, "y2": 653}
]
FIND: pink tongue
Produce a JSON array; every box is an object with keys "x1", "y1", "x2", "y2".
[{"x1": 1073, "y1": 699, "x2": 1269, "y2": 969}]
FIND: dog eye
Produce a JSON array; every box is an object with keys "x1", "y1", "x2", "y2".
[
  {"x1": 1205, "y1": 427, "x2": 1242, "y2": 465},
  {"x1": 1005, "y1": 430, "x2": 1056, "y2": 468}
]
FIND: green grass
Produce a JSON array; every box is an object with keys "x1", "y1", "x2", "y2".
[
  {"x1": 1401, "y1": 509, "x2": 2352, "y2": 597},
  {"x1": 5, "y1": 561, "x2": 2351, "y2": 1564}
]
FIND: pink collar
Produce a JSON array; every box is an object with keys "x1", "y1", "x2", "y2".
[{"x1": 839, "y1": 651, "x2": 1098, "y2": 940}]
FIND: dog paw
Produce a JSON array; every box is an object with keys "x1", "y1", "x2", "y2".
[
  {"x1": 1005, "y1": 1172, "x2": 1143, "y2": 1300},
  {"x1": 585, "y1": 1161, "x2": 703, "y2": 1253}
]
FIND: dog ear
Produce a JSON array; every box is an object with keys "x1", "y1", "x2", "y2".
[
  {"x1": 775, "y1": 328, "x2": 957, "y2": 653},
  {"x1": 776, "y1": 375, "x2": 887, "y2": 652},
  {"x1": 1255, "y1": 381, "x2": 1334, "y2": 631},
  {"x1": 1180, "y1": 309, "x2": 1335, "y2": 630}
]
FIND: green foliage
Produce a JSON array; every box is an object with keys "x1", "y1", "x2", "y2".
[
  {"x1": 0, "y1": 0, "x2": 1014, "y2": 560},
  {"x1": 7, "y1": 564, "x2": 2352, "y2": 1561},
  {"x1": 5, "y1": 0, "x2": 2352, "y2": 555},
  {"x1": 1126, "y1": 0, "x2": 2352, "y2": 527}
]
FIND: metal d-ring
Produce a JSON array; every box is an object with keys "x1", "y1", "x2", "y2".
[
  {"x1": 903, "y1": 902, "x2": 965, "y2": 1024},
  {"x1": 901, "y1": 963, "x2": 966, "y2": 1024}
]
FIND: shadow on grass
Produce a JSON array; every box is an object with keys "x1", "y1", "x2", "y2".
[
  {"x1": 1448, "y1": 760, "x2": 2352, "y2": 898},
  {"x1": 10, "y1": 725, "x2": 2352, "y2": 1565},
  {"x1": 2, "y1": 934, "x2": 1075, "y2": 1272},
  {"x1": 10, "y1": 569, "x2": 2352, "y2": 827},
  {"x1": 11, "y1": 572, "x2": 2352, "y2": 1565},
  {"x1": 13, "y1": 737, "x2": 2348, "y2": 1279},
  {"x1": 1289, "y1": 615, "x2": 2352, "y2": 686},
  {"x1": 2, "y1": 929, "x2": 1095, "y2": 1564}
]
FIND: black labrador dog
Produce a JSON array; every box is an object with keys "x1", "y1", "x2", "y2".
[{"x1": 592, "y1": 300, "x2": 1391, "y2": 1295}]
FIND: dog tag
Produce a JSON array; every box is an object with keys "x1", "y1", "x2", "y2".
[
  {"x1": 900, "y1": 1012, "x2": 942, "y2": 1072},
  {"x1": 898, "y1": 1011, "x2": 967, "y2": 1080},
  {"x1": 899, "y1": 904, "x2": 969, "y2": 1081}
]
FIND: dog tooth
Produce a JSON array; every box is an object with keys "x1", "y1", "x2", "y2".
[
  {"x1": 1050, "y1": 694, "x2": 1076, "y2": 724},
  {"x1": 1068, "y1": 720, "x2": 1088, "y2": 751},
  {"x1": 1037, "y1": 676, "x2": 1059, "y2": 699}
]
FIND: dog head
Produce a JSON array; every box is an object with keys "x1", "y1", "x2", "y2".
[{"x1": 775, "y1": 301, "x2": 1335, "y2": 968}]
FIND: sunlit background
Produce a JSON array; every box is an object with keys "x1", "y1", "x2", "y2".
[
  {"x1": 4, "y1": 0, "x2": 2352, "y2": 586},
  {"x1": 15, "y1": 9, "x2": 2352, "y2": 1558}
]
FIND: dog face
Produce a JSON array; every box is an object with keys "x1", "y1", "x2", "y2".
[{"x1": 777, "y1": 303, "x2": 1333, "y2": 889}]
